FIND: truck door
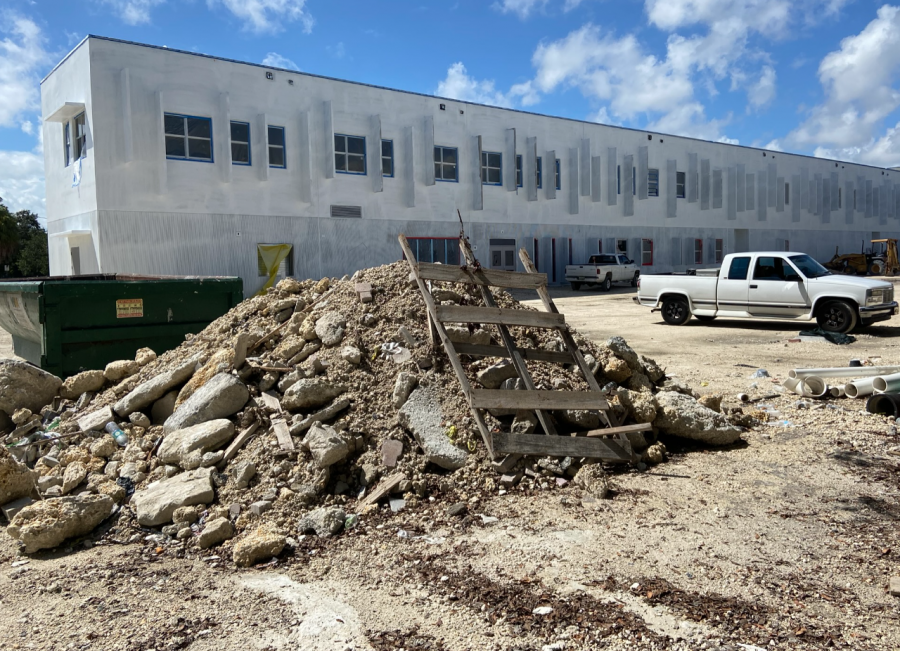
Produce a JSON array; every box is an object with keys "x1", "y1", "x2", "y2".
[
  {"x1": 616, "y1": 254, "x2": 631, "y2": 281},
  {"x1": 748, "y1": 256, "x2": 809, "y2": 316},
  {"x1": 716, "y1": 256, "x2": 751, "y2": 314}
]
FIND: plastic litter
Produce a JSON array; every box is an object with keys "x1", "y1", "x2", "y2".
[
  {"x1": 105, "y1": 421, "x2": 129, "y2": 447},
  {"x1": 379, "y1": 342, "x2": 411, "y2": 364},
  {"x1": 797, "y1": 327, "x2": 856, "y2": 345},
  {"x1": 344, "y1": 514, "x2": 359, "y2": 530},
  {"x1": 478, "y1": 514, "x2": 499, "y2": 525},
  {"x1": 750, "y1": 369, "x2": 770, "y2": 378},
  {"x1": 532, "y1": 606, "x2": 554, "y2": 615}
]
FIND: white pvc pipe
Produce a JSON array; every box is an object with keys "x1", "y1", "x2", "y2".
[
  {"x1": 845, "y1": 377, "x2": 877, "y2": 398},
  {"x1": 829, "y1": 386, "x2": 845, "y2": 398},
  {"x1": 872, "y1": 372, "x2": 900, "y2": 393},
  {"x1": 781, "y1": 377, "x2": 804, "y2": 396},
  {"x1": 790, "y1": 366, "x2": 900, "y2": 380},
  {"x1": 801, "y1": 376, "x2": 828, "y2": 398}
]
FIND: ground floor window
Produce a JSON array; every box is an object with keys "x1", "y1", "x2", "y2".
[
  {"x1": 616, "y1": 239, "x2": 627, "y2": 255},
  {"x1": 641, "y1": 239, "x2": 653, "y2": 266},
  {"x1": 694, "y1": 239, "x2": 703, "y2": 265},
  {"x1": 715, "y1": 239, "x2": 724, "y2": 263},
  {"x1": 534, "y1": 238, "x2": 540, "y2": 271},
  {"x1": 257, "y1": 244, "x2": 293, "y2": 277},
  {"x1": 407, "y1": 237, "x2": 460, "y2": 265}
]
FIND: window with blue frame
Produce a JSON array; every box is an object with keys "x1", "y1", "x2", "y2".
[
  {"x1": 63, "y1": 122, "x2": 71, "y2": 167},
  {"x1": 382, "y1": 140, "x2": 394, "y2": 177},
  {"x1": 555, "y1": 158, "x2": 561, "y2": 190},
  {"x1": 434, "y1": 146, "x2": 458, "y2": 182},
  {"x1": 516, "y1": 155, "x2": 522, "y2": 187},
  {"x1": 482, "y1": 151, "x2": 502, "y2": 185},
  {"x1": 536, "y1": 157, "x2": 542, "y2": 188},
  {"x1": 335, "y1": 134, "x2": 366, "y2": 174},
  {"x1": 164, "y1": 113, "x2": 212, "y2": 162},
  {"x1": 268, "y1": 126, "x2": 285, "y2": 168},
  {"x1": 407, "y1": 237, "x2": 460, "y2": 265},
  {"x1": 230, "y1": 121, "x2": 251, "y2": 165}
]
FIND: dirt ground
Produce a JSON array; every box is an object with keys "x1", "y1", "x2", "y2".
[{"x1": 2, "y1": 285, "x2": 900, "y2": 650}]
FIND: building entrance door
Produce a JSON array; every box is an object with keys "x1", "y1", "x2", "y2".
[{"x1": 489, "y1": 239, "x2": 516, "y2": 271}]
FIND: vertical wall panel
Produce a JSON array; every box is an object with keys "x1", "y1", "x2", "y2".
[
  {"x1": 525, "y1": 137, "x2": 537, "y2": 201},
  {"x1": 258, "y1": 113, "x2": 269, "y2": 182},
  {"x1": 671, "y1": 237, "x2": 682, "y2": 265},
  {"x1": 688, "y1": 153, "x2": 699, "y2": 203},
  {"x1": 403, "y1": 126, "x2": 415, "y2": 207},
  {"x1": 218, "y1": 92, "x2": 231, "y2": 183},
  {"x1": 808, "y1": 180, "x2": 816, "y2": 215},
  {"x1": 504, "y1": 128, "x2": 516, "y2": 192},
  {"x1": 830, "y1": 172, "x2": 839, "y2": 209},
  {"x1": 776, "y1": 177, "x2": 785, "y2": 213},
  {"x1": 822, "y1": 178, "x2": 831, "y2": 224},
  {"x1": 757, "y1": 171, "x2": 767, "y2": 221},
  {"x1": 323, "y1": 101, "x2": 334, "y2": 180},
  {"x1": 591, "y1": 155, "x2": 602, "y2": 203},
  {"x1": 370, "y1": 114, "x2": 383, "y2": 193},
  {"x1": 580, "y1": 139, "x2": 591, "y2": 197},
  {"x1": 606, "y1": 147, "x2": 617, "y2": 206},
  {"x1": 792, "y1": 175, "x2": 801, "y2": 222},
  {"x1": 746, "y1": 173, "x2": 755, "y2": 211},
  {"x1": 545, "y1": 150, "x2": 556, "y2": 200},
  {"x1": 637, "y1": 146, "x2": 649, "y2": 200},
  {"x1": 623, "y1": 153, "x2": 634, "y2": 217},
  {"x1": 858, "y1": 176, "x2": 865, "y2": 214},
  {"x1": 767, "y1": 162, "x2": 776, "y2": 207},
  {"x1": 815, "y1": 174, "x2": 823, "y2": 215},
  {"x1": 472, "y1": 135, "x2": 483, "y2": 211},
  {"x1": 569, "y1": 147, "x2": 580, "y2": 215},
  {"x1": 297, "y1": 110, "x2": 312, "y2": 203},
  {"x1": 866, "y1": 180, "x2": 873, "y2": 219},
  {"x1": 727, "y1": 167, "x2": 736, "y2": 221},
  {"x1": 800, "y1": 168, "x2": 809, "y2": 210},
  {"x1": 121, "y1": 68, "x2": 133, "y2": 163},
  {"x1": 700, "y1": 159, "x2": 710, "y2": 210},
  {"x1": 712, "y1": 169, "x2": 723, "y2": 210},
  {"x1": 156, "y1": 91, "x2": 167, "y2": 194},
  {"x1": 736, "y1": 163, "x2": 745, "y2": 212},
  {"x1": 666, "y1": 159, "x2": 677, "y2": 219},
  {"x1": 845, "y1": 180, "x2": 854, "y2": 224},
  {"x1": 424, "y1": 115, "x2": 435, "y2": 186}
]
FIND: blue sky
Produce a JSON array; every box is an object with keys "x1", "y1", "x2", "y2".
[{"x1": 2, "y1": 0, "x2": 900, "y2": 219}]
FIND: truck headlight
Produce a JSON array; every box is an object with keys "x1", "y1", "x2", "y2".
[{"x1": 866, "y1": 288, "x2": 888, "y2": 306}]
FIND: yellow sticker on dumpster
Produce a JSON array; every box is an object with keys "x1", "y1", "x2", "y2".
[{"x1": 116, "y1": 298, "x2": 144, "y2": 319}]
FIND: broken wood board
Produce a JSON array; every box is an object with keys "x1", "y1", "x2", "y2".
[
  {"x1": 361, "y1": 472, "x2": 407, "y2": 506},
  {"x1": 471, "y1": 389, "x2": 609, "y2": 411},
  {"x1": 584, "y1": 423, "x2": 653, "y2": 437},
  {"x1": 271, "y1": 418, "x2": 294, "y2": 452},
  {"x1": 435, "y1": 304, "x2": 565, "y2": 329},
  {"x1": 492, "y1": 432, "x2": 634, "y2": 463},
  {"x1": 258, "y1": 391, "x2": 283, "y2": 413},
  {"x1": 290, "y1": 398, "x2": 351, "y2": 435},
  {"x1": 416, "y1": 262, "x2": 548, "y2": 289},
  {"x1": 453, "y1": 342, "x2": 573, "y2": 365},
  {"x1": 223, "y1": 421, "x2": 260, "y2": 462}
]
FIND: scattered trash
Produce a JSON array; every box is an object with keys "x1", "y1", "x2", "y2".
[
  {"x1": 532, "y1": 606, "x2": 554, "y2": 615},
  {"x1": 478, "y1": 514, "x2": 499, "y2": 525},
  {"x1": 344, "y1": 514, "x2": 359, "y2": 530},
  {"x1": 749, "y1": 369, "x2": 770, "y2": 378},
  {"x1": 388, "y1": 497, "x2": 406, "y2": 513},
  {"x1": 797, "y1": 328, "x2": 856, "y2": 345},
  {"x1": 104, "y1": 421, "x2": 129, "y2": 447}
]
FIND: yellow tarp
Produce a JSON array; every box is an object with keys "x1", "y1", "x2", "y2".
[{"x1": 256, "y1": 244, "x2": 292, "y2": 296}]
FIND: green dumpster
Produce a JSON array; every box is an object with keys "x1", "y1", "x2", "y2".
[{"x1": 0, "y1": 274, "x2": 243, "y2": 378}]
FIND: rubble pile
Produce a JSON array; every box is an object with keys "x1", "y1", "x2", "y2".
[{"x1": 0, "y1": 261, "x2": 749, "y2": 564}]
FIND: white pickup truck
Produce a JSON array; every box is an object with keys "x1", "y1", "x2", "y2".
[
  {"x1": 565, "y1": 254, "x2": 640, "y2": 291},
  {"x1": 634, "y1": 251, "x2": 898, "y2": 333}
]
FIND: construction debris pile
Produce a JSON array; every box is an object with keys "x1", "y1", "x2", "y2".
[{"x1": 0, "y1": 262, "x2": 751, "y2": 565}]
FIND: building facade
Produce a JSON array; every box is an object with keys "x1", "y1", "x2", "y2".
[{"x1": 42, "y1": 36, "x2": 900, "y2": 294}]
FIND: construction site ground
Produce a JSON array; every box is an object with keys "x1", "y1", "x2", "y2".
[{"x1": 2, "y1": 284, "x2": 900, "y2": 651}]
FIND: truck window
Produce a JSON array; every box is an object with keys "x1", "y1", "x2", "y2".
[
  {"x1": 753, "y1": 256, "x2": 798, "y2": 281},
  {"x1": 617, "y1": 255, "x2": 629, "y2": 264},
  {"x1": 728, "y1": 256, "x2": 751, "y2": 280}
]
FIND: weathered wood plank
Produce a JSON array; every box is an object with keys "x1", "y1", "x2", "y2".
[
  {"x1": 258, "y1": 391, "x2": 283, "y2": 413},
  {"x1": 290, "y1": 398, "x2": 351, "y2": 435},
  {"x1": 453, "y1": 342, "x2": 573, "y2": 364},
  {"x1": 435, "y1": 304, "x2": 565, "y2": 329},
  {"x1": 417, "y1": 262, "x2": 547, "y2": 289},
  {"x1": 471, "y1": 389, "x2": 609, "y2": 411},
  {"x1": 493, "y1": 432, "x2": 633, "y2": 462},
  {"x1": 361, "y1": 472, "x2": 407, "y2": 506},
  {"x1": 271, "y1": 418, "x2": 295, "y2": 451},
  {"x1": 584, "y1": 423, "x2": 652, "y2": 437},
  {"x1": 222, "y1": 421, "x2": 260, "y2": 462}
]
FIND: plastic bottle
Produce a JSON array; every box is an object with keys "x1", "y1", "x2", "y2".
[{"x1": 105, "y1": 421, "x2": 129, "y2": 447}]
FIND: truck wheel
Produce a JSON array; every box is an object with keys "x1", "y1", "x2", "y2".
[
  {"x1": 695, "y1": 315, "x2": 716, "y2": 322},
  {"x1": 630, "y1": 272, "x2": 639, "y2": 288},
  {"x1": 570, "y1": 282, "x2": 582, "y2": 291},
  {"x1": 816, "y1": 300, "x2": 858, "y2": 334},
  {"x1": 661, "y1": 297, "x2": 691, "y2": 325},
  {"x1": 601, "y1": 276, "x2": 613, "y2": 292}
]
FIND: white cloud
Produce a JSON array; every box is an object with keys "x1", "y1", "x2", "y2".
[
  {"x1": 563, "y1": 0, "x2": 585, "y2": 10},
  {"x1": 436, "y1": 62, "x2": 515, "y2": 107},
  {"x1": 0, "y1": 14, "x2": 52, "y2": 129},
  {"x1": 0, "y1": 149, "x2": 45, "y2": 218},
  {"x1": 98, "y1": 0, "x2": 166, "y2": 25},
  {"x1": 209, "y1": 0, "x2": 314, "y2": 34},
  {"x1": 494, "y1": 0, "x2": 548, "y2": 19},
  {"x1": 748, "y1": 65, "x2": 776, "y2": 108},
  {"x1": 764, "y1": 139, "x2": 783, "y2": 151},
  {"x1": 262, "y1": 52, "x2": 300, "y2": 71}
]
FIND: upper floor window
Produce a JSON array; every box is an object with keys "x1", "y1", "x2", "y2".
[
  {"x1": 231, "y1": 121, "x2": 251, "y2": 165},
  {"x1": 434, "y1": 146, "x2": 458, "y2": 182},
  {"x1": 676, "y1": 171, "x2": 686, "y2": 198},
  {"x1": 268, "y1": 126, "x2": 285, "y2": 168},
  {"x1": 555, "y1": 158, "x2": 561, "y2": 190},
  {"x1": 617, "y1": 165, "x2": 621, "y2": 194},
  {"x1": 335, "y1": 134, "x2": 365, "y2": 174},
  {"x1": 63, "y1": 122, "x2": 71, "y2": 167},
  {"x1": 516, "y1": 155, "x2": 523, "y2": 187},
  {"x1": 536, "y1": 156, "x2": 543, "y2": 189},
  {"x1": 382, "y1": 140, "x2": 394, "y2": 177},
  {"x1": 482, "y1": 151, "x2": 502, "y2": 185},
  {"x1": 648, "y1": 168, "x2": 659, "y2": 197},
  {"x1": 785, "y1": 182, "x2": 790, "y2": 205},
  {"x1": 164, "y1": 113, "x2": 212, "y2": 162},
  {"x1": 74, "y1": 113, "x2": 87, "y2": 160}
]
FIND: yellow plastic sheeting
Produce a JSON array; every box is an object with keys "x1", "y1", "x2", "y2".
[{"x1": 256, "y1": 244, "x2": 292, "y2": 296}]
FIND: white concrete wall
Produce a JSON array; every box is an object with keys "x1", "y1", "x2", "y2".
[{"x1": 41, "y1": 36, "x2": 900, "y2": 284}]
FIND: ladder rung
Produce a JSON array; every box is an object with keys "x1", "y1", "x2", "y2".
[
  {"x1": 471, "y1": 389, "x2": 609, "y2": 411},
  {"x1": 453, "y1": 343, "x2": 573, "y2": 365},
  {"x1": 585, "y1": 423, "x2": 652, "y2": 437},
  {"x1": 435, "y1": 305, "x2": 565, "y2": 329},
  {"x1": 418, "y1": 263, "x2": 547, "y2": 289},
  {"x1": 492, "y1": 432, "x2": 633, "y2": 462}
]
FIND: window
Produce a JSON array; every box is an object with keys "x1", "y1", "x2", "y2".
[
  {"x1": 164, "y1": 113, "x2": 212, "y2": 162},
  {"x1": 257, "y1": 244, "x2": 293, "y2": 277},
  {"x1": 516, "y1": 155, "x2": 523, "y2": 187},
  {"x1": 63, "y1": 122, "x2": 71, "y2": 167},
  {"x1": 617, "y1": 165, "x2": 621, "y2": 194},
  {"x1": 597, "y1": 239, "x2": 602, "y2": 253},
  {"x1": 648, "y1": 169, "x2": 659, "y2": 197},
  {"x1": 230, "y1": 121, "x2": 251, "y2": 165},
  {"x1": 676, "y1": 172, "x2": 686, "y2": 199},
  {"x1": 641, "y1": 239, "x2": 653, "y2": 266},
  {"x1": 334, "y1": 134, "x2": 365, "y2": 174},
  {"x1": 590, "y1": 254, "x2": 617, "y2": 264},
  {"x1": 407, "y1": 238, "x2": 460, "y2": 265},
  {"x1": 838, "y1": 187, "x2": 841, "y2": 208},
  {"x1": 536, "y1": 157, "x2": 542, "y2": 188},
  {"x1": 555, "y1": 158, "x2": 561, "y2": 190},
  {"x1": 616, "y1": 239, "x2": 627, "y2": 254},
  {"x1": 854, "y1": 189, "x2": 857, "y2": 210},
  {"x1": 568, "y1": 238, "x2": 573, "y2": 265},
  {"x1": 534, "y1": 238, "x2": 540, "y2": 271},
  {"x1": 74, "y1": 112, "x2": 87, "y2": 160},
  {"x1": 617, "y1": 254, "x2": 629, "y2": 264},
  {"x1": 268, "y1": 126, "x2": 286, "y2": 168},
  {"x1": 482, "y1": 151, "x2": 502, "y2": 185},
  {"x1": 633, "y1": 167, "x2": 637, "y2": 195},
  {"x1": 785, "y1": 182, "x2": 790, "y2": 205},
  {"x1": 715, "y1": 239, "x2": 723, "y2": 263},
  {"x1": 728, "y1": 256, "x2": 751, "y2": 280},
  {"x1": 382, "y1": 140, "x2": 394, "y2": 177},
  {"x1": 753, "y1": 256, "x2": 799, "y2": 281},
  {"x1": 434, "y1": 146, "x2": 458, "y2": 182},
  {"x1": 694, "y1": 239, "x2": 703, "y2": 265}
]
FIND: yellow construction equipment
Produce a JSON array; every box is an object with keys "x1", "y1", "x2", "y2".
[{"x1": 824, "y1": 239, "x2": 899, "y2": 276}]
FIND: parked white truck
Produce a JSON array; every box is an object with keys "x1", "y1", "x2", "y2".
[
  {"x1": 634, "y1": 251, "x2": 898, "y2": 333},
  {"x1": 565, "y1": 254, "x2": 640, "y2": 291}
]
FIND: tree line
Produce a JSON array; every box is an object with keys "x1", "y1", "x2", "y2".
[{"x1": 0, "y1": 202, "x2": 50, "y2": 278}]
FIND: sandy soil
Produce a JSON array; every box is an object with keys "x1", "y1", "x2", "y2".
[{"x1": 2, "y1": 288, "x2": 900, "y2": 650}]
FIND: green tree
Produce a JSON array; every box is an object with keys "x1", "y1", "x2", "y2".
[
  {"x1": 0, "y1": 204, "x2": 19, "y2": 274},
  {"x1": 0, "y1": 203, "x2": 49, "y2": 278}
]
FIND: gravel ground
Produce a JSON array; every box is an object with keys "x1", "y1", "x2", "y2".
[{"x1": 1, "y1": 286, "x2": 900, "y2": 650}]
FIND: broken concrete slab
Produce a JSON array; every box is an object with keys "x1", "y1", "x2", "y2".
[
  {"x1": 131, "y1": 467, "x2": 215, "y2": 526},
  {"x1": 0, "y1": 447, "x2": 36, "y2": 505},
  {"x1": 163, "y1": 373, "x2": 249, "y2": 433},
  {"x1": 476, "y1": 360, "x2": 519, "y2": 389},
  {"x1": 282, "y1": 378, "x2": 347, "y2": 412},
  {"x1": 59, "y1": 370, "x2": 106, "y2": 400},
  {"x1": 114, "y1": 355, "x2": 201, "y2": 417},
  {"x1": 232, "y1": 526, "x2": 286, "y2": 567},
  {"x1": 653, "y1": 391, "x2": 742, "y2": 446},
  {"x1": 61, "y1": 461, "x2": 88, "y2": 495},
  {"x1": 297, "y1": 506, "x2": 346, "y2": 537},
  {"x1": 0, "y1": 360, "x2": 62, "y2": 417},
  {"x1": 315, "y1": 312, "x2": 347, "y2": 346},
  {"x1": 158, "y1": 419, "x2": 236, "y2": 466},
  {"x1": 197, "y1": 517, "x2": 234, "y2": 549},
  {"x1": 7, "y1": 495, "x2": 115, "y2": 553},
  {"x1": 392, "y1": 372, "x2": 418, "y2": 408},
  {"x1": 303, "y1": 422, "x2": 349, "y2": 468},
  {"x1": 77, "y1": 406, "x2": 116, "y2": 434},
  {"x1": 398, "y1": 388, "x2": 467, "y2": 470}
]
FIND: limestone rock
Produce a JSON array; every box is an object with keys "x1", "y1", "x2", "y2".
[
  {"x1": 158, "y1": 419, "x2": 236, "y2": 466},
  {"x1": 230, "y1": 460, "x2": 256, "y2": 489},
  {"x1": 644, "y1": 442, "x2": 667, "y2": 464},
  {"x1": 398, "y1": 388, "x2": 467, "y2": 470},
  {"x1": 602, "y1": 357, "x2": 632, "y2": 383},
  {"x1": 615, "y1": 389, "x2": 658, "y2": 424},
  {"x1": 653, "y1": 391, "x2": 742, "y2": 446},
  {"x1": 90, "y1": 436, "x2": 118, "y2": 459},
  {"x1": 698, "y1": 394, "x2": 723, "y2": 413},
  {"x1": 512, "y1": 410, "x2": 538, "y2": 434},
  {"x1": 105, "y1": 359, "x2": 140, "y2": 383},
  {"x1": 115, "y1": 356, "x2": 201, "y2": 417},
  {"x1": 232, "y1": 526, "x2": 286, "y2": 567},
  {"x1": 304, "y1": 423, "x2": 350, "y2": 468},
  {"x1": 197, "y1": 517, "x2": 234, "y2": 549},
  {"x1": 7, "y1": 495, "x2": 114, "y2": 553},
  {"x1": 151, "y1": 391, "x2": 178, "y2": 425},
  {"x1": 659, "y1": 378, "x2": 700, "y2": 399},
  {"x1": 129, "y1": 412, "x2": 151, "y2": 429},
  {"x1": 0, "y1": 447, "x2": 36, "y2": 505},
  {"x1": 276, "y1": 277, "x2": 302, "y2": 294},
  {"x1": 640, "y1": 355, "x2": 665, "y2": 383},
  {"x1": 232, "y1": 333, "x2": 251, "y2": 370},
  {"x1": 176, "y1": 349, "x2": 235, "y2": 407},
  {"x1": 627, "y1": 372, "x2": 653, "y2": 393},
  {"x1": 60, "y1": 370, "x2": 105, "y2": 400},
  {"x1": 604, "y1": 336, "x2": 640, "y2": 369},
  {"x1": 558, "y1": 410, "x2": 601, "y2": 430},
  {"x1": 341, "y1": 346, "x2": 361, "y2": 365},
  {"x1": 282, "y1": 378, "x2": 347, "y2": 412},
  {"x1": 135, "y1": 347, "x2": 157, "y2": 366},
  {"x1": 61, "y1": 461, "x2": 88, "y2": 495},
  {"x1": 446, "y1": 326, "x2": 491, "y2": 346},
  {"x1": 77, "y1": 406, "x2": 115, "y2": 434},
  {"x1": 274, "y1": 336, "x2": 306, "y2": 361},
  {"x1": 432, "y1": 289, "x2": 462, "y2": 303},
  {"x1": 0, "y1": 360, "x2": 61, "y2": 416},
  {"x1": 131, "y1": 467, "x2": 215, "y2": 526},
  {"x1": 477, "y1": 361, "x2": 519, "y2": 389},
  {"x1": 573, "y1": 464, "x2": 610, "y2": 499},
  {"x1": 392, "y1": 372, "x2": 418, "y2": 408},
  {"x1": 315, "y1": 312, "x2": 346, "y2": 346},
  {"x1": 163, "y1": 373, "x2": 248, "y2": 433},
  {"x1": 277, "y1": 368, "x2": 309, "y2": 393},
  {"x1": 297, "y1": 507, "x2": 345, "y2": 537},
  {"x1": 11, "y1": 408, "x2": 32, "y2": 426}
]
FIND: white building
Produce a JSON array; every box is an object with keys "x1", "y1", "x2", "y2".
[{"x1": 42, "y1": 36, "x2": 900, "y2": 293}]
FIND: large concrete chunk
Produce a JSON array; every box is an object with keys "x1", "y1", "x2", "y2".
[
  {"x1": 304, "y1": 422, "x2": 349, "y2": 468},
  {"x1": 297, "y1": 506, "x2": 346, "y2": 537},
  {"x1": 604, "y1": 336, "x2": 640, "y2": 370},
  {"x1": 232, "y1": 526, "x2": 286, "y2": 567},
  {"x1": 7, "y1": 495, "x2": 114, "y2": 553},
  {"x1": 476, "y1": 361, "x2": 519, "y2": 389},
  {"x1": 0, "y1": 360, "x2": 61, "y2": 416},
  {"x1": 314, "y1": 312, "x2": 347, "y2": 346},
  {"x1": 163, "y1": 373, "x2": 249, "y2": 433},
  {"x1": 115, "y1": 356, "x2": 200, "y2": 417},
  {"x1": 158, "y1": 419, "x2": 236, "y2": 466},
  {"x1": 398, "y1": 388, "x2": 467, "y2": 470},
  {"x1": 131, "y1": 467, "x2": 215, "y2": 526},
  {"x1": 653, "y1": 391, "x2": 742, "y2": 446},
  {"x1": 59, "y1": 370, "x2": 106, "y2": 400},
  {"x1": 0, "y1": 447, "x2": 36, "y2": 505},
  {"x1": 78, "y1": 406, "x2": 116, "y2": 433},
  {"x1": 282, "y1": 378, "x2": 347, "y2": 412}
]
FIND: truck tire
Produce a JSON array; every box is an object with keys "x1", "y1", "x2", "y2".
[
  {"x1": 570, "y1": 282, "x2": 582, "y2": 291},
  {"x1": 816, "y1": 300, "x2": 858, "y2": 334},
  {"x1": 630, "y1": 272, "x2": 639, "y2": 288},
  {"x1": 661, "y1": 297, "x2": 691, "y2": 325},
  {"x1": 601, "y1": 276, "x2": 613, "y2": 292}
]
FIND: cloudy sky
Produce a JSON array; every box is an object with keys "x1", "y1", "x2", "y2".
[{"x1": 2, "y1": 0, "x2": 900, "y2": 219}]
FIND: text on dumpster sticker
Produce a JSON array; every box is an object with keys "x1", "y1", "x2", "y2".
[{"x1": 116, "y1": 298, "x2": 143, "y2": 318}]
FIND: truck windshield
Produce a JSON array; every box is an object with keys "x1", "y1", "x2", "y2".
[{"x1": 788, "y1": 254, "x2": 832, "y2": 278}]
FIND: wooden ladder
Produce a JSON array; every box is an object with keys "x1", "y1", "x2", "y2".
[{"x1": 398, "y1": 233, "x2": 648, "y2": 464}]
